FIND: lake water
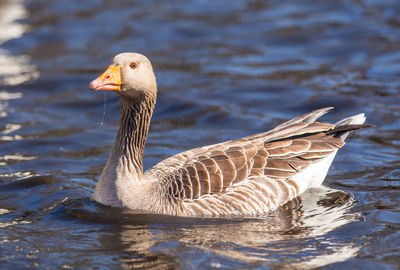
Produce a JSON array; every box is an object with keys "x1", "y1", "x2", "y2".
[{"x1": 1, "y1": 0, "x2": 399, "y2": 268}]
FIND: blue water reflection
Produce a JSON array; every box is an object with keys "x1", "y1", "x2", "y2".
[{"x1": 0, "y1": 0, "x2": 399, "y2": 268}]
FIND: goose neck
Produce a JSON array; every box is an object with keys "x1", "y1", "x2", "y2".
[{"x1": 113, "y1": 94, "x2": 156, "y2": 178}]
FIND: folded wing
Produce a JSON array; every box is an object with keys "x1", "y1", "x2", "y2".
[{"x1": 146, "y1": 108, "x2": 360, "y2": 202}]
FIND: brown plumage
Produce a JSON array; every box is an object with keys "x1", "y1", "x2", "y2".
[{"x1": 89, "y1": 53, "x2": 370, "y2": 217}]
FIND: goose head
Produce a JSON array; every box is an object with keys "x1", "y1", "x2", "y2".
[{"x1": 89, "y1": 52, "x2": 157, "y2": 99}]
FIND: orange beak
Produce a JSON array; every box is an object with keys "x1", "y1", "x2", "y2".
[{"x1": 88, "y1": 65, "x2": 121, "y2": 91}]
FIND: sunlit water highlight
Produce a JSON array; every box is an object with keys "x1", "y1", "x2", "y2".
[{"x1": 0, "y1": 0, "x2": 399, "y2": 269}]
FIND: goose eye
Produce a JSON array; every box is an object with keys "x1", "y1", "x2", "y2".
[{"x1": 129, "y1": 62, "x2": 138, "y2": 69}]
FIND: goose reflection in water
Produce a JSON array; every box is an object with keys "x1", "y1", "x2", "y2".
[{"x1": 65, "y1": 185, "x2": 361, "y2": 269}]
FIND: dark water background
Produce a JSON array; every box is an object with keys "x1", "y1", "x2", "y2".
[{"x1": 1, "y1": 0, "x2": 399, "y2": 269}]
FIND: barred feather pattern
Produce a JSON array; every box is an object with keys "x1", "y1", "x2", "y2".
[
  {"x1": 144, "y1": 107, "x2": 355, "y2": 216},
  {"x1": 92, "y1": 53, "x2": 368, "y2": 217}
]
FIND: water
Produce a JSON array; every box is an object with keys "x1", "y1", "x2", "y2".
[{"x1": 1, "y1": 0, "x2": 399, "y2": 268}]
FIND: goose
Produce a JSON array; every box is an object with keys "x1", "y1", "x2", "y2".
[{"x1": 88, "y1": 52, "x2": 370, "y2": 217}]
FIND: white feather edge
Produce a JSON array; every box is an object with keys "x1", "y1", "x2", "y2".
[{"x1": 293, "y1": 112, "x2": 366, "y2": 193}]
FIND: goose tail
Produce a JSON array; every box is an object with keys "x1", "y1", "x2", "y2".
[{"x1": 327, "y1": 113, "x2": 373, "y2": 140}]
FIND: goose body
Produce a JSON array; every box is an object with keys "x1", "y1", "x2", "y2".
[{"x1": 89, "y1": 53, "x2": 368, "y2": 217}]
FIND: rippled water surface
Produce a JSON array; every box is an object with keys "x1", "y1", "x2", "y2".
[{"x1": 1, "y1": 0, "x2": 399, "y2": 268}]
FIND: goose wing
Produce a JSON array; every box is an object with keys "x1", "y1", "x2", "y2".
[{"x1": 146, "y1": 107, "x2": 346, "y2": 201}]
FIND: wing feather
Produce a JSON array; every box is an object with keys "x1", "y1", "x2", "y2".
[
  {"x1": 212, "y1": 155, "x2": 236, "y2": 186},
  {"x1": 150, "y1": 107, "x2": 353, "y2": 201}
]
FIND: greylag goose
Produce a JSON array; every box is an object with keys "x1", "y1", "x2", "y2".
[{"x1": 89, "y1": 52, "x2": 369, "y2": 217}]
